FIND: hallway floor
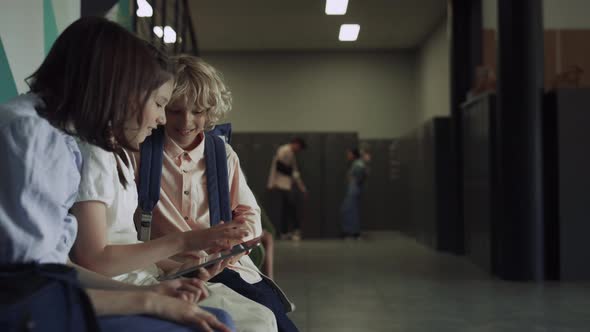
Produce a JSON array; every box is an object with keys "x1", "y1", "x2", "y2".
[{"x1": 274, "y1": 232, "x2": 590, "y2": 332}]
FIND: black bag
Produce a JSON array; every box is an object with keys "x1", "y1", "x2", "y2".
[
  {"x1": 275, "y1": 160, "x2": 293, "y2": 176},
  {"x1": 0, "y1": 263, "x2": 100, "y2": 332}
]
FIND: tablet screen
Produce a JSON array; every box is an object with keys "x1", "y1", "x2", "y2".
[{"x1": 158, "y1": 239, "x2": 261, "y2": 281}]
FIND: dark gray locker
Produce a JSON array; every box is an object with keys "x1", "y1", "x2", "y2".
[
  {"x1": 292, "y1": 133, "x2": 324, "y2": 239},
  {"x1": 396, "y1": 118, "x2": 458, "y2": 253},
  {"x1": 461, "y1": 93, "x2": 497, "y2": 274},
  {"x1": 233, "y1": 132, "x2": 325, "y2": 238},
  {"x1": 232, "y1": 132, "x2": 361, "y2": 238},
  {"x1": 233, "y1": 133, "x2": 287, "y2": 232},
  {"x1": 544, "y1": 89, "x2": 590, "y2": 280},
  {"x1": 395, "y1": 135, "x2": 414, "y2": 235},
  {"x1": 359, "y1": 139, "x2": 402, "y2": 231}
]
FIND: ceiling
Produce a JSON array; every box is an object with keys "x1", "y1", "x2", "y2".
[{"x1": 186, "y1": 0, "x2": 448, "y2": 53}]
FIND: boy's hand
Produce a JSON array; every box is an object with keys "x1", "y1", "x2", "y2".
[
  {"x1": 228, "y1": 252, "x2": 246, "y2": 265},
  {"x1": 194, "y1": 258, "x2": 232, "y2": 281},
  {"x1": 210, "y1": 214, "x2": 253, "y2": 251},
  {"x1": 183, "y1": 218, "x2": 249, "y2": 252}
]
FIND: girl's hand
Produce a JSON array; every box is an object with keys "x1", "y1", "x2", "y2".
[
  {"x1": 146, "y1": 293, "x2": 232, "y2": 332},
  {"x1": 149, "y1": 278, "x2": 209, "y2": 303}
]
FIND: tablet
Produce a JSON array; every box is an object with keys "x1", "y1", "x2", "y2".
[{"x1": 158, "y1": 237, "x2": 262, "y2": 281}]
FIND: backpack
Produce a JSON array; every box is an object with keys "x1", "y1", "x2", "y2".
[
  {"x1": 0, "y1": 263, "x2": 100, "y2": 332},
  {"x1": 136, "y1": 124, "x2": 233, "y2": 241},
  {"x1": 136, "y1": 124, "x2": 294, "y2": 312}
]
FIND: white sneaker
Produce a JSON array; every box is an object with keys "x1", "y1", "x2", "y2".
[{"x1": 291, "y1": 230, "x2": 301, "y2": 241}]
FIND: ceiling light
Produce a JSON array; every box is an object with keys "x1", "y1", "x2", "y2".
[
  {"x1": 163, "y1": 26, "x2": 177, "y2": 43},
  {"x1": 326, "y1": 0, "x2": 348, "y2": 15},
  {"x1": 153, "y1": 26, "x2": 163, "y2": 38},
  {"x1": 339, "y1": 24, "x2": 360, "y2": 41},
  {"x1": 136, "y1": 0, "x2": 153, "y2": 17}
]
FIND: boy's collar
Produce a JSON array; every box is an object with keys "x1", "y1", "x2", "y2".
[{"x1": 164, "y1": 131, "x2": 205, "y2": 161}]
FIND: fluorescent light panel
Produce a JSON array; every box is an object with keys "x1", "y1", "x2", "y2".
[
  {"x1": 153, "y1": 26, "x2": 163, "y2": 38},
  {"x1": 153, "y1": 26, "x2": 177, "y2": 43},
  {"x1": 339, "y1": 24, "x2": 360, "y2": 41},
  {"x1": 136, "y1": 0, "x2": 153, "y2": 17},
  {"x1": 326, "y1": 0, "x2": 348, "y2": 15},
  {"x1": 163, "y1": 26, "x2": 177, "y2": 43}
]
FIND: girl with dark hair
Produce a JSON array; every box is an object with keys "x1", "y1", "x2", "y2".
[
  {"x1": 0, "y1": 17, "x2": 236, "y2": 332},
  {"x1": 70, "y1": 54, "x2": 278, "y2": 332}
]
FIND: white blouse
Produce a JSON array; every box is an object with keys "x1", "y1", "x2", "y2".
[{"x1": 76, "y1": 141, "x2": 159, "y2": 285}]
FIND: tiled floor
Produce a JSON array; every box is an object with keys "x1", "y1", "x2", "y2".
[{"x1": 273, "y1": 232, "x2": 590, "y2": 332}]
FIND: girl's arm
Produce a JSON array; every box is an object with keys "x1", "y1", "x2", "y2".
[
  {"x1": 68, "y1": 259, "x2": 209, "y2": 303},
  {"x1": 68, "y1": 259, "x2": 140, "y2": 290},
  {"x1": 86, "y1": 289, "x2": 231, "y2": 332},
  {"x1": 71, "y1": 201, "x2": 248, "y2": 277}
]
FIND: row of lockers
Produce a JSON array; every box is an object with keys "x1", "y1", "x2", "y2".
[
  {"x1": 462, "y1": 89, "x2": 590, "y2": 280},
  {"x1": 231, "y1": 132, "x2": 400, "y2": 238}
]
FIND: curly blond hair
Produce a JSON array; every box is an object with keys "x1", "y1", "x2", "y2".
[{"x1": 169, "y1": 55, "x2": 232, "y2": 130}]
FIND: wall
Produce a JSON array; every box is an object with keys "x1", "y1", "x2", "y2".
[
  {"x1": 482, "y1": 0, "x2": 590, "y2": 89},
  {"x1": 415, "y1": 18, "x2": 450, "y2": 124},
  {"x1": 0, "y1": 0, "x2": 79, "y2": 103},
  {"x1": 202, "y1": 52, "x2": 417, "y2": 139},
  {"x1": 484, "y1": 0, "x2": 590, "y2": 29}
]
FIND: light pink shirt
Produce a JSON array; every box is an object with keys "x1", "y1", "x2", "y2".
[{"x1": 131, "y1": 132, "x2": 262, "y2": 283}]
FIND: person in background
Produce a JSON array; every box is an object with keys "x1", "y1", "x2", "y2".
[
  {"x1": 267, "y1": 138, "x2": 308, "y2": 241},
  {"x1": 340, "y1": 147, "x2": 368, "y2": 239}
]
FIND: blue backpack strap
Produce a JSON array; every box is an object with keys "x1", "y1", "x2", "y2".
[
  {"x1": 137, "y1": 126, "x2": 165, "y2": 241},
  {"x1": 208, "y1": 123, "x2": 232, "y2": 144},
  {"x1": 205, "y1": 134, "x2": 232, "y2": 226}
]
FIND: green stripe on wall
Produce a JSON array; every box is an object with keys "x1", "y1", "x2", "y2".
[
  {"x1": 0, "y1": 36, "x2": 18, "y2": 104},
  {"x1": 44, "y1": 0, "x2": 58, "y2": 55},
  {"x1": 117, "y1": 0, "x2": 132, "y2": 31}
]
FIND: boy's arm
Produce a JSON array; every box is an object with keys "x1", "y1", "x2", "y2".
[{"x1": 228, "y1": 149, "x2": 263, "y2": 240}]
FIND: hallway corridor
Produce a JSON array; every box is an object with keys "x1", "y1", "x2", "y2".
[{"x1": 275, "y1": 232, "x2": 590, "y2": 332}]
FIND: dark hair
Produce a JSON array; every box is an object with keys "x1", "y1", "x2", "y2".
[
  {"x1": 27, "y1": 17, "x2": 173, "y2": 187},
  {"x1": 27, "y1": 16, "x2": 173, "y2": 153},
  {"x1": 349, "y1": 147, "x2": 361, "y2": 159},
  {"x1": 291, "y1": 137, "x2": 307, "y2": 150}
]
